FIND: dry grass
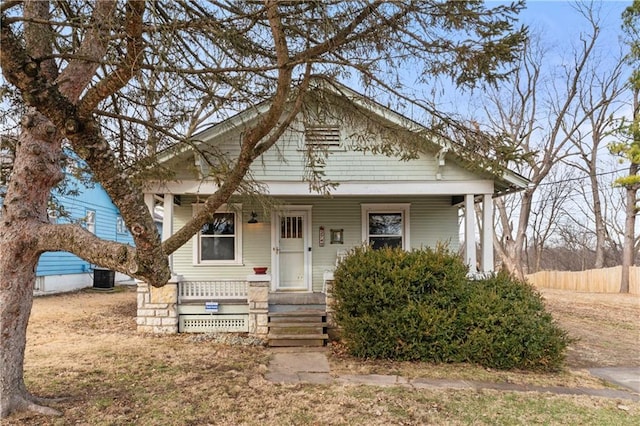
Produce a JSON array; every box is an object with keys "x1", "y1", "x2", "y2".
[
  {"x1": 4, "y1": 286, "x2": 640, "y2": 425},
  {"x1": 538, "y1": 288, "x2": 640, "y2": 368}
]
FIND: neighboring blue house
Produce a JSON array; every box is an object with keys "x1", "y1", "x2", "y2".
[
  {"x1": 1, "y1": 145, "x2": 136, "y2": 294},
  {"x1": 35, "y1": 177, "x2": 136, "y2": 294}
]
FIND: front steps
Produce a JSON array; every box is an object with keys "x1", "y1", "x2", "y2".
[{"x1": 267, "y1": 309, "x2": 328, "y2": 347}]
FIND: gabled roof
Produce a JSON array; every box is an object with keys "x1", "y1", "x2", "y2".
[{"x1": 156, "y1": 79, "x2": 529, "y2": 196}]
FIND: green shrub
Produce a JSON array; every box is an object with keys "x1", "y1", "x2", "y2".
[
  {"x1": 332, "y1": 245, "x2": 570, "y2": 371},
  {"x1": 459, "y1": 273, "x2": 571, "y2": 370}
]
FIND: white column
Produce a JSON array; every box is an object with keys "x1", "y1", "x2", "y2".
[
  {"x1": 162, "y1": 194, "x2": 173, "y2": 241},
  {"x1": 481, "y1": 193, "x2": 494, "y2": 273},
  {"x1": 464, "y1": 194, "x2": 477, "y2": 273},
  {"x1": 163, "y1": 194, "x2": 174, "y2": 271},
  {"x1": 143, "y1": 193, "x2": 155, "y2": 215}
]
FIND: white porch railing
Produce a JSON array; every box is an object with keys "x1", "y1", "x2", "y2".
[{"x1": 178, "y1": 280, "x2": 248, "y2": 302}]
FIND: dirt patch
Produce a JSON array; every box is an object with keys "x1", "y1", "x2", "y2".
[{"x1": 539, "y1": 289, "x2": 640, "y2": 368}]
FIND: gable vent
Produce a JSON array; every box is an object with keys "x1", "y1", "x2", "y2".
[{"x1": 305, "y1": 125, "x2": 341, "y2": 147}]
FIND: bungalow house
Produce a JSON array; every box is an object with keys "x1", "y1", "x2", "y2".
[{"x1": 137, "y1": 81, "x2": 528, "y2": 345}]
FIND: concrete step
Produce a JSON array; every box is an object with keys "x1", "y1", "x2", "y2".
[
  {"x1": 267, "y1": 310, "x2": 328, "y2": 347},
  {"x1": 269, "y1": 292, "x2": 326, "y2": 305},
  {"x1": 268, "y1": 334, "x2": 329, "y2": 347},
  {"x1": 269, "y1": 304, "x2": 326, "y2": 313},
  {"x1": 268, "y1": 309, "x2": 326, "y2": 318},
  {"x1": 269, "y1": 325, "x2": 327, "y2": 335},
  {"x1": 268, "y1": 322, "x2": 328, "y2": 328}
]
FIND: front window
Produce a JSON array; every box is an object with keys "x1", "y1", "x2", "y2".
[
  {"x1": 194, "y1": 204, "x2": 242, "y2": 265},
  {"x1": 361, "y1": 204, "x2": 410, "y2": 250},
  {"x1": 201, "y1": 213, "x2": 236, "y2": 261},
  {"x1": 368, "y1": 213, "x2": 403, "y2": 249}
]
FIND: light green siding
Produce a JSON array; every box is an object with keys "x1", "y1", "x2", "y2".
[
  {"x1": 184, "y1": 118, "x2": 479, "y2": 183},
  {"x1": 172, "y1": 197, "x2": 272, "y2": 282},
  {"x1": 171, "y1": 195, "x2": 459, "y2": 292}
]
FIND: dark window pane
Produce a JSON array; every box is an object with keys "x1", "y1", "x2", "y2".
[
  {"x1": 281, "y1": 215, "x2": 303, "y2": 239},
  {"x1": 201, "y1": 237, "x2": 235, "y2": 260},
  {"x1": 201, "y1": 213, "x2": 235, "y2": 235},
  {"x1": 369, "y1": 213, "x2": 401, "y2": 235},
  {"x1": 370, "y1": 236, "x2": 402, "y2": 250}
]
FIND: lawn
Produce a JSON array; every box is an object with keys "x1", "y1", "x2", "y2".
[{"x1": 4, "y1": 286, "x2": 639, "y2": 425}]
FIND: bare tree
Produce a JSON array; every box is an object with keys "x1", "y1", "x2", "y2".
[
  {"x1": 481, "y1": 5, "x2": 617, "y2": 279},
  {"x1": 527, "y1": 167, "x2": 577, "y2": 273},
  {"x1": 0, "y1": 0, "x2": 526, "y2": 417},
  {"x1": 564, "y1": 51, "x2": 627, "y2": 268}
]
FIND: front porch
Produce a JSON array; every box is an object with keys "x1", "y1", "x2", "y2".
[{"x1": 136, "y1": 276, "x2": 330, "y2": 347}]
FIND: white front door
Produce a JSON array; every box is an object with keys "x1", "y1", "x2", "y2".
[{"x1": 272, "y1": 208, "x2": 312, "y2": 291}]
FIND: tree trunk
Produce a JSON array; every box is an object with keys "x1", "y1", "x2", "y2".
[
  {"x1": 620, "y1": 164, "x2": 639, "y2": 293},
  {"x1": 589, "y1": 170, "x2": 607, "y2": 268},
  {"x1": 0, "y1": 248, "x2": 60, "y2": 417},
  {"x1": 504, "y1": 238, "x2": 523, "y2": 279},
  {"x1": 494, "y1": 192, "x2": 530, "y2": 281},
  {"x1": 0, "y1": 109, "x2": 64, "y2": 417}
]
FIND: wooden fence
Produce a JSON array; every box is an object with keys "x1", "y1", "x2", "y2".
[{"x1": 526, "y1": 266, "x2": 640, "y2": 295}]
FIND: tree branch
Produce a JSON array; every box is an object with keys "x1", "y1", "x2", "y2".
[
  {"x1": 78, "y1": 0, "x2": 146, "y2": 116},
  {"x1": 55, "y1": 0, "x2": 117, "y2": 103},
  {"x1": 36, "y1": 223, "x2": 140, "y2": 276},
  {"x1": 162, "y1": 0, "x2": 297, "y2": 255}
]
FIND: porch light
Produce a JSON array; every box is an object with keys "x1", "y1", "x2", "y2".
[{"x1": 248, "y1": 211, "x2": 258, "y2": 224}]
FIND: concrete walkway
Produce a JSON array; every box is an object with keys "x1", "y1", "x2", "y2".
[
  {"x1": 590, "y1": 367, "x2": 640, "y2": 393},
  {"x1": 265, "y1": 348, "x2": 640, "y2": 401}
]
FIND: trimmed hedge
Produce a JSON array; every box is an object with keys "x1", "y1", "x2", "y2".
[{"x1": 332, "y1": 245, "x2": 570, "y2": 371}]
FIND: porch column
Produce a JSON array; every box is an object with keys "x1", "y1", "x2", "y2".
[
  {"x1": 136, "y1": 274, "x2": 181, "y2": 334},
  {"x1": 144, "y1": 193, "x2": 155, "y2": 216},
  {"x1": 481, "y1": 193, "x2": 494, "y2": 273},
  {"x1": 163, "y1": 194, "x2": 174, "y2": 271},
  {"x1": 247, "y1": 275, "x2": 270, "y2": 339},
  {"x1": 464, "y1": 194, "x2": 477, "y2": 273}
]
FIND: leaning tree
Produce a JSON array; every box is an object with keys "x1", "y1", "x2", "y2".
[{"x1": 0, "y1": 0, "x2": 526, "y2": 417}]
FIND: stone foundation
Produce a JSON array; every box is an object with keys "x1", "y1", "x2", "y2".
[
  {"x1": 136, "y1": 275, "x2": 181, "y2": 333},
  {"x1": 324, "y1": 279, "x2": 335, "y2": 327}
]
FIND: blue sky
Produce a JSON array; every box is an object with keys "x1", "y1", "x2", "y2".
[
  {"x1": 518, "y1": 0, "x2": 628, "y2": 44},
  {"x1": 398, "y1": 1, "x2": 632, "y2": 123}
]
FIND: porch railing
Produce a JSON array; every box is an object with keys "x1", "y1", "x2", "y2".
[{"x1": 178, "y1": 280, "x2": 248, "y2": 302}]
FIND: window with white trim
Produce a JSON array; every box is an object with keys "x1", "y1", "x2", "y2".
[
  {"x1": 85, "y1": 210, "x2": 96, "y2": 234},
  {"x1": 193, "y1": 204, "x2": 242, "y2": 265},
  {"x1": 361, "y1": 204, "x2": 410, "y2": 250},
  {"x1": 116, "y1": 215, "x2": 127, "y2": 234}
]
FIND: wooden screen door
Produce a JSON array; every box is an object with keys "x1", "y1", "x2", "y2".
[{"x1": 272, "y1": 209, "x2": 311, "y2": 291}]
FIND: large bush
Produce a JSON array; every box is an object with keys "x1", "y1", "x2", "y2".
[{"x1": 332, "y1": 245, "x2": 570, "y2": 371}]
